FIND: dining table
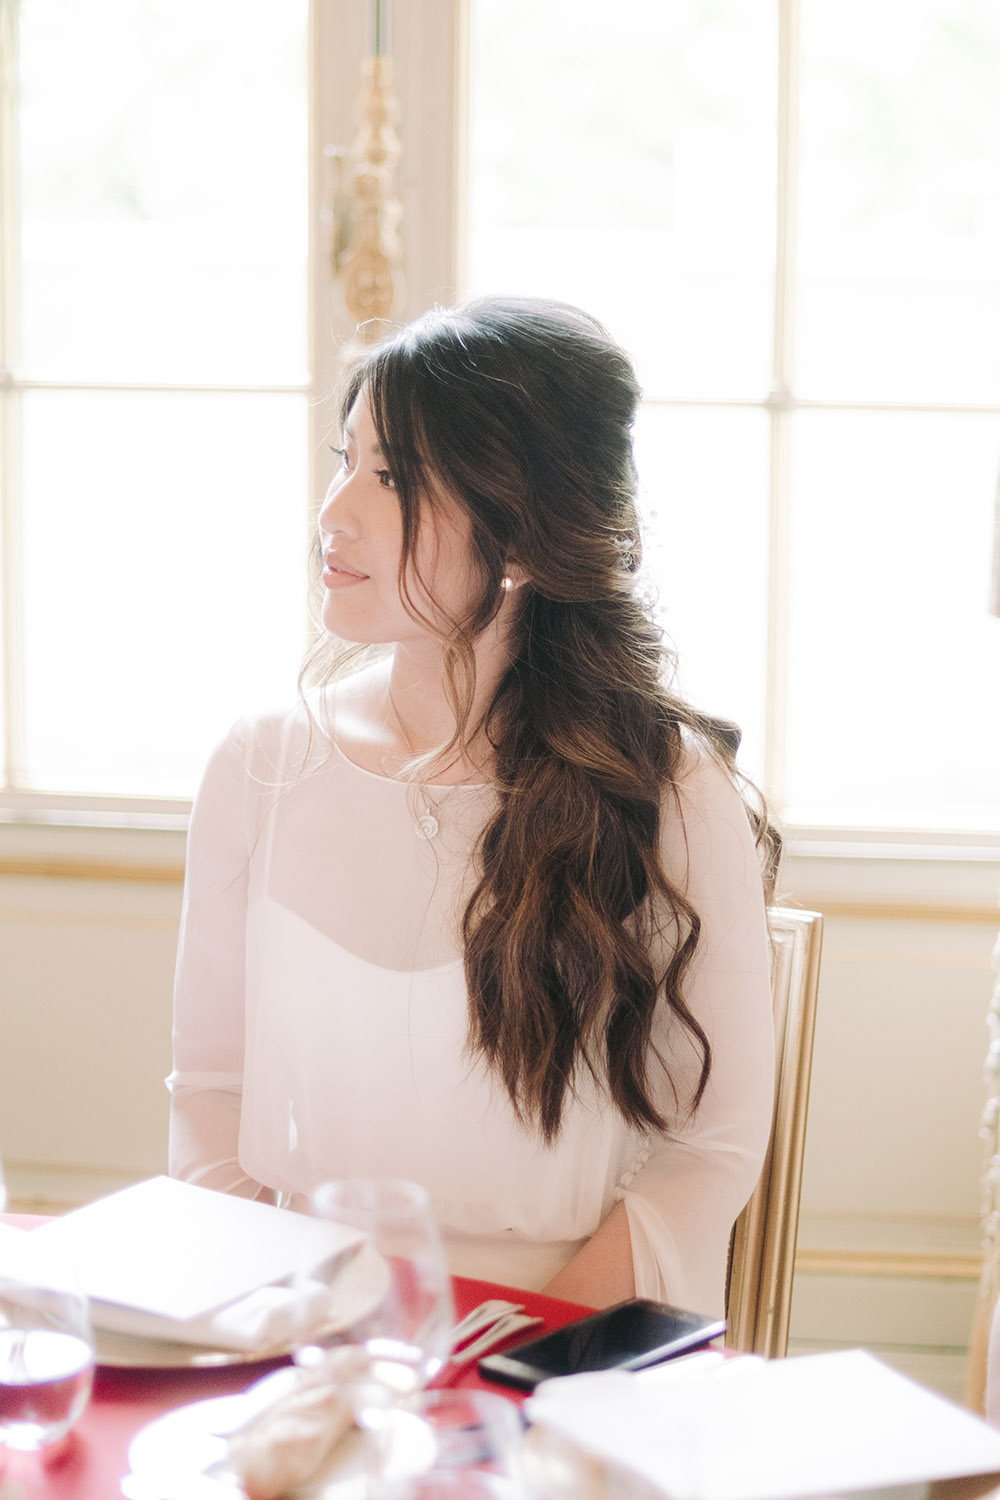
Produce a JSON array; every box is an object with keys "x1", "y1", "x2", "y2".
[{"x1": 0, "y1": 1212, "x2": 592, "y2": 1499}]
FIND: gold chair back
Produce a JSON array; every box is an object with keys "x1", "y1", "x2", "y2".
[{"x1": 725, "y1": 906, "x2": 824, "y2": 1358}]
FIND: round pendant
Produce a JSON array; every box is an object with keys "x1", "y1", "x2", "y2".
[{"x1": 416, "y1": 811, "x2": 439, "y2": 841}]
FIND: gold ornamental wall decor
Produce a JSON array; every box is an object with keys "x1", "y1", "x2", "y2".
[{"x1": 328, "y1": 0, "x2": 404, "y2": 340}]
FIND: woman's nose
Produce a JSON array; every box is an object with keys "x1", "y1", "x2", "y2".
[{"x1": 318, "y1": 474, "x2": 354, "y2": 537}]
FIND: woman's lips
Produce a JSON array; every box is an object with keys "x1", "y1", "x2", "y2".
[{"x1": 323, "y1": 555, "x2": 369, "y2": 588}]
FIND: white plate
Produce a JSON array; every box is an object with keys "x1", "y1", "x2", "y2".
[
  {"x1": 98, "y1": 1242, "x2": 390, "y2": 1370},
  {"x1": 96, "y1": 1327, "x2": 285, "y2": 1370},
  {"x1": 122, "y1": 1375, "x2": 434, "y2": 1500},
  {"x1": 122, "y1": 1389, "x2": 261, "y2": 1498}
]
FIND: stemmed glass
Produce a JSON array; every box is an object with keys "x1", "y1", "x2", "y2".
[
  {"x1": 399, "y1": 1388, "x2": 531, "y2": 1499},
  {"x1": 0, "y1": 1236, "x2": 95, "y2": 1452},
  {"x1": 298, "y1": 1178, "x2": 454, "y2": 1397},
  {"x1": 295, "y1": 1178, "x2": 455, "y2": 1490}
]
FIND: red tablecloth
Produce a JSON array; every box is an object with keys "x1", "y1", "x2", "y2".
[{"x1": 0, "y1": 1214, "x2": 591, "y2": 1498}]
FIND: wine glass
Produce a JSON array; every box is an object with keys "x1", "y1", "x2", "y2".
[
  {"x1": 0, "y1": 1238, "x2": 95, "y2": 1451},
  {"x1": 296, "y1": 1179, "x2": 455, "y2": 1486},
  {"x1": 395, "y1": 1388, "x2": 531, "y2": 1500}
]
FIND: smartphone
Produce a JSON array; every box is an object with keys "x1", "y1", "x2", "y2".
[{"x1": 478, "y1": 1298, "x2": 726, "y2": 1391}]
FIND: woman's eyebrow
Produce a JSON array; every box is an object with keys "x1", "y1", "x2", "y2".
[{"x1": 342, "y1": 420, "x2": 385, "y2": 457}]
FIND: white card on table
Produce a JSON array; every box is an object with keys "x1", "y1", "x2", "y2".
[
  {"x1": 29, "y1": 1176, "x2": 360, "y2": 1324},
  {"x1": 528, "y1": 1349, "x2": 1000, "y2": 1500}
]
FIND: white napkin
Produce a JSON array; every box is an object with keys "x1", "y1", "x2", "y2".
[
  {"x1": 26, "y1": 1177, "x2": 362, "y2": 1352},
  {"x1": 218, "y1": 1350, "x2": 369, "y2": 1500},
  {"x1": 527, "y1": 1349, "x2": 1000, "y2": 1500},
  {"x1": 90, "y1": 1275, "x2": 336, "y2": 1354}
]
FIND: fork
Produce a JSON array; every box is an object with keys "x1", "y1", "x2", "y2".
[
  {"x1": 450, "y1": 1299, "x2": 525, "y2": 1350},
  {"x1": 448, "y1": 1311, "x2": 544, "y2": 1366}
]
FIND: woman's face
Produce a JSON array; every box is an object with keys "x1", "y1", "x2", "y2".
[{"x1": 317, "y1": 390, "x2": 482, "y2": 647}]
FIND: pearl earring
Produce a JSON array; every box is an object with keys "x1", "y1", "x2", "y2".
[{"x1": 501, "y1": 575, "x2": 514, "y2": 593}]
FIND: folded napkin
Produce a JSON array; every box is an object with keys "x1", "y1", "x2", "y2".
[
  {"x1": 218, "y1": 1349, "x2": 370, "y2": 1500},
  {"x1": 92, "y1": 1275, "x2": 336, "y2": 1355},
  {"x1": 28, "y1": 1177, "x2": 364, "y2": 1352}
]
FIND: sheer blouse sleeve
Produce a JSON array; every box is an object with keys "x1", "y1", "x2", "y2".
[
  {"x1": 167, "y1": 721, "x2": 273, "y2": 1202},
  {"x1": 621, "y1": 749, "x2": 775, "y2": 1316}
]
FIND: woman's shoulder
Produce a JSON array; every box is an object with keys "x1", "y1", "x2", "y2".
[
  {"x1": 204, "y1": 696, "x2": 334, "y2": 784},
  {"x1": 216, "y1": 697, "x2": 309, "y2": 749},
  {"x1": 660, "y1": 724, "x2": 760, "y2": 868},
  {"x1": 211, "y1": 660, "x2": 388, "y2": 775},
  {"x1": 672, "y1": 725, "x2": 739, "y2": 805}
]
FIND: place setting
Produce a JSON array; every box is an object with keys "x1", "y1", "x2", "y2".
[
  {"x1": 107, "y1": 1177, "x2": 533, "y2": 1499},
  {"x1": 20, "y1": 1176, "x2": 375, "y2": 1371},
  {"x1": 12, "y1": 1168, "x2": 1000, "y2": 1500},
  {"x1": 2, "y1": 1168, "x2": 541, "y2": 1496}
]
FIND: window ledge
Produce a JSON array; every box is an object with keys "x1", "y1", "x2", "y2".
[
  {"x1": 784, "y1": 829, "x2": 1000, "y2": 921},
  {"x1": 1, "y1": 810, "x2": 998, "y2": 913},
  {"x1": 0, "y1": 813, "x2": 187, "y2": 884}
]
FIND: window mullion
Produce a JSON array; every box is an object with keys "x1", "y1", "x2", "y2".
[{"x1": 764, "y1": 0, "x2": 802, "y2": 811}]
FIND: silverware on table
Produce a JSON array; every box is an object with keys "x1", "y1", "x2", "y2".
[
  {"x1": 448, "y1": 1310, "x2": 544, "y2": 1365},
  {"x1": 450, "y1": 1299, "x2": 525, "y2": 1348}
]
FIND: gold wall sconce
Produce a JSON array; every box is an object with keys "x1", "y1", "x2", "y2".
[{"x1": 323, "y1": 0, "x2": 404, "y2": 340}]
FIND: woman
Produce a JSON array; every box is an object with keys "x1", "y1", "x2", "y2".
[{"x1": 168, "y1": 296, "x2": 777, "y2": 1314}]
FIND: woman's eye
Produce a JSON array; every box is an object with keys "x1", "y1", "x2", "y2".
[
  {"x1": 328, "y1": 445, "x2": 351, "y2": 472},
  {"x1": 375, "y1": 468, "x2": 396, "y2": 489}
]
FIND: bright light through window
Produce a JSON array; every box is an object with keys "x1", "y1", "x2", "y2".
[
  {"x1": 468, "y1": 0, "x2": 1000, "y2": 834},
  {"x1": 2, "y1": 1, "x2": 310, "y2": 802}
]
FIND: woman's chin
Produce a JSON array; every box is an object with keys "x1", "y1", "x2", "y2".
[{"x1": 321, "y1": 599, "x2": 394, "y2": 647}]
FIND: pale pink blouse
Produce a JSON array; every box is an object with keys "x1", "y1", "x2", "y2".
[{"x1": 167, "y1": 695, "x2": 774, "y2": 1316}]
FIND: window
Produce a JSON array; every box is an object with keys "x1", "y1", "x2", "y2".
[
  {"x1": 467, "y1": 0, "x2": 1000, "y2": 835},
  {"x1": 0, "y1": 0, "x2": 311, "y2": 809},
  {"x1": 4, "y1": 0, "x2": 1000, "y2": 841}
]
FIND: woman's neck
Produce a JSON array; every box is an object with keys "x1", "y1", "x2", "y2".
[
  {"x1": 385, "y1": 638, "x2": 502, "y2": 783},
  {"x1": 331, "y1": 623, "x2": 511, "y2": 786}
]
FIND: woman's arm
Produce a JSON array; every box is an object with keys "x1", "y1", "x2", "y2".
[
  {"x1": 546, "y1": 749, "x2": 774, "y2": 1316},
  {"x1": 619, "y1": 748, "x2": 775, "y2": 1316},
  {"x1": 546, "y1": 752, "x2": 773, "y2": 1315},
  {"x1": 168, "y1": 1086, "x2": 274, "y2": 1200},
  {"x1": 168, "y1": 721, "x2": 273, "y2": 1201},
  {"x1": 542, "y1": 1200, "x2": 635, "y2": 1308}
]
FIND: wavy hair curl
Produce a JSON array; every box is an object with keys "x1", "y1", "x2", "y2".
[{"x1": 305, "y1": 296, "x2": 780, "y2": 1143}]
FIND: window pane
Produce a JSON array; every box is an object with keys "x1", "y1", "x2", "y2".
[
  {"x1": 468, "y1": 0, "x2": 777, "y2": 398},
  {"x1": 798, "y1": 0, "x2": 1000, "y2": 402},
  {"x1": 18, "y1": 0, "x2": 308, "y2": 384},
  {"x1": 20, "y1": 390, "x2": 308, "y2": 796},
  {"x1": 635, "y1": 405, "x2": 770, "y2": 775},
  {"x1": 785, "y1": 410, "x2": 1000, "y2": 829}
]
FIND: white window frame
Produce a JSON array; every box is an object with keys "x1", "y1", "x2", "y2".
[
  {"x1": 0, "y1": 0, "x2": 328, "y2": 833},
  {"x1": 391, "y1": 0, "x2": 1000, "y2": 917},
  {"x1": 2, "y1": 0, "x2": 999, "y2": 920},
  {"x1": 0, "y1": 0, "x2": 465, "y2": 871}
]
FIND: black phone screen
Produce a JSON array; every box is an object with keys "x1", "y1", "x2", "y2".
[{"x1": 478, "y1": 1298, "x2": 726, "y2": 1391}]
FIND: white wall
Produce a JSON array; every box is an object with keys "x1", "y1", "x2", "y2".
[
  {"x1": 789, "y1": 848, "x2": 998, "y2": 1258},
  {"x1": 0, "y1": 828, "x2": 183, "y2": 1205},
  {"x1": 785, "y1": 848, "x2": 998, "y2": 1384}
]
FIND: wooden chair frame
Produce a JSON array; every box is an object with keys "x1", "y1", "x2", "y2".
[{"x1": 725, "y1": 906, "x2": 824, "y2": 1358}]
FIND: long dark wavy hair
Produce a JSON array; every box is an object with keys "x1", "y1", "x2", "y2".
[{"x1": 305, "y1": 296, "x2": 780, "y2": 1143}]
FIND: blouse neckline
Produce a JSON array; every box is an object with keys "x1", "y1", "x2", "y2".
[{"x1": 326, "y1": 732, "x2": 489, "y2": 794}]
